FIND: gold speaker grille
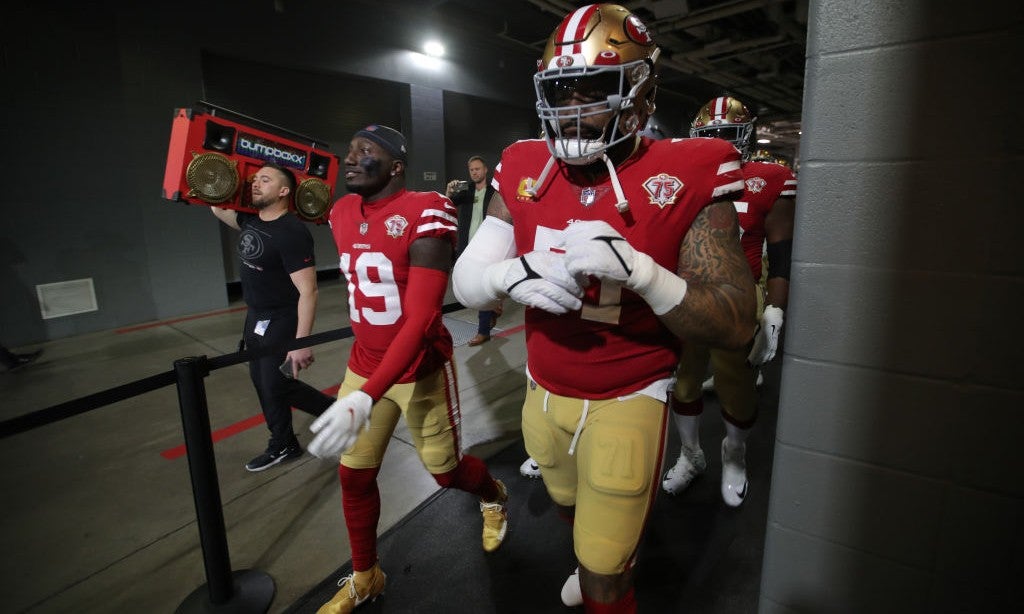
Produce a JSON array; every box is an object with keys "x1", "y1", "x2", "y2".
[
  {"x1": 295, "y1": 178, "x2": 331, "y2": 220},
  {"x1": 185, "y1": 152, "x2": 239, "y2": 204}
]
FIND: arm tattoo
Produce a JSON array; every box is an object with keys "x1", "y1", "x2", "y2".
[{"x1": 669, "y1": 201, "x2": 756, "y2": 348}]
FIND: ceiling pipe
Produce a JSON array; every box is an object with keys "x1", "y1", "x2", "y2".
[{"x1": 651, "y1": 0, "x2": 787, "y2": 33}]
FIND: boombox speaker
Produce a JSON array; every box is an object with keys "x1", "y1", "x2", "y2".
[{"x1": 162, "y1": 102, "x2": 340, "y2": 224}]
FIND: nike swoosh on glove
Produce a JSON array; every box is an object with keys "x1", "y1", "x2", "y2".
[
  {"x1": 562, "y1": 220, "x2": 688, "y2": 315},
  {"x1": 491, "y1": 250, "x2": 583, "y2": 314},
  {"x1": 562, "y1": 220, "x2": 636, "y2": 284},
  {"x1": 308, "y1": 390, "x2": 373, "y2": 459},
  {"x1": 747, "y1": 305, "x2": 784, "y2": 366}
]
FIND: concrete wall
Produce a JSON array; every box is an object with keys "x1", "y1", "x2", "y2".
[
  {"x1": 0, "y1": 1, "x2": 537, "y2": 346},
  {"x1": 759, "y1": 1, "x2": 1023, "y2": 612}
]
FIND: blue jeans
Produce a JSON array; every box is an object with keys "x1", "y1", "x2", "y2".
[{"x1": 477, "y1": 310, "x2": 496, "y2": 336}]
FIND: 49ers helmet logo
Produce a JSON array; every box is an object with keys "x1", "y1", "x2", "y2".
[
  {"x1": 624, "y1": 15, "x2": 653, "y2": 45},
  {"x1": 556, "y1": 55, "x2": 575, "y2": 67}
]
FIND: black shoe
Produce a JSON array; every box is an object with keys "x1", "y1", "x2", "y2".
[
  {"x1": 5, "y1": 349, "x2": 42, "y2": 373},
  {"x1": 245, "y1": 443, "x2": 303, "y2": 472}
]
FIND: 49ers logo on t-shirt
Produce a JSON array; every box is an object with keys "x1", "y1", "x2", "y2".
[
  {"x1": 642, "y1": 173, "x2": 684, "y2": 208},
  {"x1": 384, "y1": 214, "x2": 408, "y2": 238},
  {"x1": 745, "y1": 176, "x2": 767, "y2": 193}
]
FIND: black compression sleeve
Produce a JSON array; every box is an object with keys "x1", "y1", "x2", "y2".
[{"x1": 766, "y1": 239, "x2": 792, "y2": 280}]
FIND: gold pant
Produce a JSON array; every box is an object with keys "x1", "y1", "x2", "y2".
[
  {"x1": 521, "y1": 378, "x2": 668, "y2": 575},
  {"x1": 340, "y1": 363, "x2": 463, "y2": 473}
]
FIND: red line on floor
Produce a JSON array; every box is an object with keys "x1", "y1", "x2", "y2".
[
  {"x1": 160, "y1": 383, "x2": 342, "y2": 460},
  {"x1": 160, "y1": 323, "x2": 527, "y2": 460},
  {"x1": 116, "y1": 306, "x2": 248, "y2": 334},
  {"x1": 494, "y1": 324, "x2": 525, "y2": 338}
]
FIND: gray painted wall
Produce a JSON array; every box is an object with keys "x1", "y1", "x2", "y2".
[
  {"x1": 759, "y1": 1, "x2": 1023, "y2": 612},
  {"x1": 0, "y1": 1, "x2": 537, "y2": 346}
]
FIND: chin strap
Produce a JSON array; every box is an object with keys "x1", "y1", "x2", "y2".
[
  {"x1": 525, "y1": 154, "x2": 557, "y2": 198},
  {"x1": 601, "y1": 153, "x2": 630, "y2": 212},
  {"x1": 526, "y1": 148, "x2": 632, "y2": 214}
]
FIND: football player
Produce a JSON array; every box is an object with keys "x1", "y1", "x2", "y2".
[
  {"x1": 308, "y1": 125, "x2": 509, "y2": 614},
  {"x1": 452, "y1": 5, "x2": 756, "y2": 611},
  {"x1": 662, "y1": 96, "x2": 798, "y2": 508}
]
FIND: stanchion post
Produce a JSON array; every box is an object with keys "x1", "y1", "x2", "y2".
[
  {"x1": 175, "y1": 356, "x2": 233, "y2": 602},
  {"x1": 174, "y1": 356, "x2": 274, "y2": 613}
]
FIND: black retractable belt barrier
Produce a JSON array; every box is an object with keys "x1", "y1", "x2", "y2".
[
  {"x1": 173, "y1": 355, "x2": 274, "y2": 613},
  {"x1": 0, "y1": 302, "x2": 468, "y2": 612}
]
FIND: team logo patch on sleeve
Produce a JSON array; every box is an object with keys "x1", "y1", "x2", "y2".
[
  {"x1": 384, "y1": 214, "x2": 409, "y2": 238},
  {"x1": 516, "y1": 177, "x2": 539, "y2": 201},
  {"x1": 745, "y1": 177, "x2": 767, "y2": 193},
  {"x1": 642, "y1": 173, "x2": 684, "y2": 208}
]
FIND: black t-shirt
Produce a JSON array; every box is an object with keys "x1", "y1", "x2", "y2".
[{"x1": 236, "y1": 212, "x2": 316, "y2": 311}]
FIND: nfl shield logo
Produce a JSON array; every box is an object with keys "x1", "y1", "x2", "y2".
[
  {"x1": 580, "y1": 187, "x2": 597, "y2": 207},
  {"x1": 359, "y1": 222, "x2": 369, "y2": 235}
]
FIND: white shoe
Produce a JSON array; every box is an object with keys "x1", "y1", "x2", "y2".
[
  {"x1": 561, "y1": 567, "x2": 582, "y2": 607},
  {"x1": 721, "y1": 437, "x2": 748, "y2": 507},
  {"x1": 519, "y1": 457, "x2": 542, "y2": 478},
  {"x1": 662, "y1": 445, "x2": 707, "y2": 495},
  {"x1": 701, "y1": 375, "x2": 715, "y2": 392}
]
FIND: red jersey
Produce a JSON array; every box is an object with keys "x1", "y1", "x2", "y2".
[
  {"x1": 493, "y1": 137, "x2": 743, "y2": 398},
  {"x1": 736, "y1": 161, "x2": 798, "y2": 279},
  {"x1": 328, "y1": 188, "x2": 458, "y2": 383}
]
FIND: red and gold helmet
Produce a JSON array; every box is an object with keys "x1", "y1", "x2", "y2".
[
  {"x1": 691, "y1": 96, "x2": 757, "y2": 157},
  {"x1": 535, "y1": 4, "x2": 660, "y2": 164}
]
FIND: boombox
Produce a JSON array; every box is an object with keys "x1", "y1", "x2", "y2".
[{"x1": 162, "y1": 102, "x2": 340, "y2": 224}]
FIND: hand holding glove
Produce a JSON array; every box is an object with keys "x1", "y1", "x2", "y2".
[
  {"x1": 486, "y1": 250, "x2": 583, "y2": 314},
  {"x1": 562, "y1": 220, "x2": 687, "y2": 315},
  {"x1": 747, "y1": 305, "x2": 784, "y2": 366},
  {"x1": 308, "y1": 390, "x2": 374, "y2": 459}
]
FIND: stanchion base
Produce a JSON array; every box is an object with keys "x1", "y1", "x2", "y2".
[{"x1": 176, "y1": 569, "x2": 275, "y2": 614}]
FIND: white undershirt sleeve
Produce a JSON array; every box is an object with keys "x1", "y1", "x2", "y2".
[{"x1": 452, "y1": 216, "x2": 518, "y2": 309}]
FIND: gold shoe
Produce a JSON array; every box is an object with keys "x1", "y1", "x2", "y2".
[
  {"x1": 317, "y1": 562, "x2": 386, "y2": 614},
  {"x1": 480, "y1": 479, "x2": 508, "y2": 552}
]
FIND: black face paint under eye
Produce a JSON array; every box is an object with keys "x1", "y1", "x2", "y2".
[{"x1": 360, "y1": 156, "x2": 383, "y2": 176}]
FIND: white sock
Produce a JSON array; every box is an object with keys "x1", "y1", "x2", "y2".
[
  {"x1": 673, "y1": 412, "x2": 701, "y2": 449},
  {"x1": 724, "y1": 421, "x2": 751, "y2": 449}
]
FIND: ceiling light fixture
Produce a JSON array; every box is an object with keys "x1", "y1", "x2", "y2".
[{"x1": 424, "y1": 40, "x2": 445, "y2": 57}]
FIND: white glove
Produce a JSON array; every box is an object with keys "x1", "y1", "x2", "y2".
[
  {"x1": 308, "y1": 390, "x2": 373, "y2": 459},
  {"x1": 562, "y1": 220, "x2": 687, "y2": 315},
  {"x1": 747, "y1": 305, "x2": 784, "y2": 366},
  {"x1": 562, "y1": 220, "x2": 636, "y2": 284},
  {"x1": 486, "y1": 250, "x2": 583, "y2": 314}
]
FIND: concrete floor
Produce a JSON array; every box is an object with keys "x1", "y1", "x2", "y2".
[
  {"x1": 0, "y1": 279, "x2": 529, "y2": 613},
  {"x1": 0, "y1": 277, "x2": 779, "y2": 613}
]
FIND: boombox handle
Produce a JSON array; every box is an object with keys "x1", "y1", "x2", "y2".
[{"x1": 196, "y1": 100, "x2": 330, "y2": 151}]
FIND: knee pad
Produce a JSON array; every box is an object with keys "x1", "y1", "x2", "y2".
[
  {"x1": 419, "y1": 443, "x2": 457, "y2": 474},
  {"x1": 580, "y1": 421, "x2": 650, "y2": 497},
  {"x1": 573, "y1": 418, "x2": 655, "y2": 575}
]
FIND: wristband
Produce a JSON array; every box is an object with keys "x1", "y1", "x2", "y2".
[{"x1": 629, "y1": 252, "x2": 688, "y2": 315}]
